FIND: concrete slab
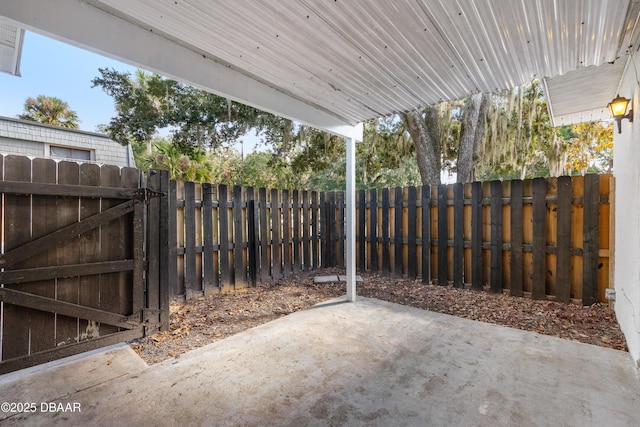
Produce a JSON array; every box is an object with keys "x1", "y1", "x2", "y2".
[
  {"x1": 313, "y1": 275, "x2": 340, "y2": 283},
  {"x1": 2, "y1": 297, "x2": 639, "y2": 426},
  {"x1": 338, "y1": 275, "x2": 364, "y2": 282},
  {"x1": 314, "y1": 275, "x2": 363, "y2": 283},
  {"x1": 0, "y1": 343, "x2": 147, "y2": 422}
]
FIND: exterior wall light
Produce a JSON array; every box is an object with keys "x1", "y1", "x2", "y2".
[{"x1": 608, "y1": 94, "x2": 634, "y2": 134}]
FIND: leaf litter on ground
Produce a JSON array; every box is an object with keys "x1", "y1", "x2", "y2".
[{"x1": 130, "y1": 268, "x2": 626, "y2": 364}]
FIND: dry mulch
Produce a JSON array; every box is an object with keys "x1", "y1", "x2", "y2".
[{"x1": 130, "y1": 268, "x2": 627, "y2": 364}]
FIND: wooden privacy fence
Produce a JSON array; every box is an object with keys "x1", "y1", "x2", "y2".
[
  {"x1": 322, "y1": 174, "x2": 613, "y2": 305},
  {"x1": 173, "y1": 182, "x2": 322, "y2": 298},
  {"x1": 0, "y1": 155, "x2": 169, "y2": 374},
  {"x1": 173, "y1": 173, "x2": 612, "y2": 305}
]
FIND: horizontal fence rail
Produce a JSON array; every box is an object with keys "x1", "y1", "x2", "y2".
[
  {"x1": 171, "y1": 173, "x2": 612, "y2": 305},
  {"x1": 173, "y1": 182, "x2": 322, "y2": 297},
  {"x1": 321, "y1": 174, "x2": 613, "y2": 305}
]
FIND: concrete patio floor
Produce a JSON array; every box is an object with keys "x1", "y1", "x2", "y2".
[{"x1": 1, "y1": 296, "x2": 639, "y2": 426}]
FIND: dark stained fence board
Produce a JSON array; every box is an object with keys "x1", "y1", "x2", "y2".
[
  {"x1": 532, "y1": 178, "x2": 547, "y2": 300},
  {"x1": 510, "y1": 180, "x2": 524, "y2": 297},
  {"x1": 98, "y1": 166, "x2": 126, "y2": 337},
  {"x1": 327, "y1": 192, "x2": 335, "y2": 267},
  {"x1": 582, "y1": 174, "x2": 600, "y2": 306},
  {"x1": 165, "y1": 177, "x2": 178, "y2": 313},
  {"x1": 218, "y1": 185, "x2": 231, "y2": 288},
  {"x1": 369, "y1": 189, "x2": 378, "y2": 272},
  {"x1": 183, "y1": 182, "x2": 197, "y2": 298},
  {"x1": 130, "y1": 169, "x2": 146, "y2": 322},
  {"x1": 282, "y1": 189, "x2": 292, "y2": 276},
  {"x1": 311, "y1": 191, "x2": 319, "y2": 269},
  {"x1": 438, "y1": 184, "x2": 448, "y2": 285},
  {"x1": 247, "y1": 187, "x2": 258, "y2": 286},
  {"x1": 338, "y1": 191, "x2": 345, "y2": 269},
  {"x1": 320, "y1": 192, "x2": 327, "y2": 267},
  {"x1": 292, "y1": 190, "x2": 301, "y2": 274},
  {"x1": 259, "y1": 188, "x2": 270, "y2": 281},
  {"x1": 358, "y1": 190, "x2": 366, "y2": 271},
  {"x1": 78, "y1": 163, "x2": 102, "y2": 341},
  {"x1": 271, "y1": 189, "x2": 283, "y2": 278},
  {"x1": 394, "y1": 187, "x2": 403, "y2": 276},
  {"x1": 302, "y1": 191, "x2": 311, "y2": 271},
  {"x1": 233, "y1": 185, "x2": 247, "y2": 288},
  {"x1": 381, "y1": 188, "x2": 390, "y2": 274},
  {"x1": 471, "y1": 181, "x2": 483, "y2": 290},
  {"x1": 407, "y1": 186, "x2": 417, "y2": 279},
  {"x1": 22, "y1": 158, "x2": 56, "y2": 355},
  {"x1": 168, "y1": 180, "x2": 180, "y2": 295},
  {"x1": 53, "y1": 160, "x2": 81, "y2": 351},
  {"x1": 556, "y1": 176, "x2": 572, "y2": 303},
  {"x1": 453, "y1": 183, "x2": 464, "y2": 288},
  {"x1": 202, "y1": 183, "x2": 216, "y2": 293},
  {"x1": 421, "y1": 185, "x2": 431, "y2": 283},
  {"x1": 490, "y1": 180, "x2": 503, "y2": 293}
]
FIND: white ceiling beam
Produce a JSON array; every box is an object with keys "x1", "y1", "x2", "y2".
[{"x1": 0, "y1": 0, "x2": 362, "y2": 141}]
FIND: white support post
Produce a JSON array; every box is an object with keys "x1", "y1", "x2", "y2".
[{"x1": 345, "y1": 136, "x2": 356, "y2": 302}]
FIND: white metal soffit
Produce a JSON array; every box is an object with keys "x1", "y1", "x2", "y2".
[
  {"x1": 2, "y1": 0, "x2": 638, "y2": 130},
  {"x1": 85, "y1": 0, "x2": 633, "y2": 122},
  {"x1": 0, "y1": 18, "x2": 24, "y2": 76},
  {"x1": 544, "y1": 59, "x2": 629, "y2": 127}
]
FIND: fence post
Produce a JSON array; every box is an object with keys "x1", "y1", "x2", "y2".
[
  {"x1": 259, "y1": 188, "x2": 270, "y2": 282},
  {"x1": 233, "y1": 185, "x2": 246, "y2": 288},
  {"x1": 394, "y1": 187, "x2": 403, "y2": 277},
  {"x1": 246, "y1": 187, "x2": 258, "y2": 286},
  {"x1": 369, "y1": 189, "x2": 378, "y2": 272},
  {"x1": 437, "y1": 184, "x2": 448, "y2": 285},
  {"x1": 408, "y1": 186, "x2": 417, "y2": 279},
  {"x1": 358, "y1": 189, "x2": 366, "y2": 272},
  {"x1": 421, "y1": 185, "x2": 431, "y2": 283},
  {"x1": 381, "y1": 188, "x2": 390, "y2": 274},
  {"x1": 471, "y1": 181, "x2": 483, "y2": 290},
  {"x1": 453, "y1": 183, "x2": 464, "y2": 288},
  {"x1": 490, "y1": 180, "x2": 503, "y2": 293}
]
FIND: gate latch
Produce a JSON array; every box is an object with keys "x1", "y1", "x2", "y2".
[{"x1": 133, "y1": 188, "x2": 166, "y2": 203}]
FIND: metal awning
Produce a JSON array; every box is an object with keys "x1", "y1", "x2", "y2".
[{"x1": 1, "y1": 0, "x2": 638, "y2": 135}]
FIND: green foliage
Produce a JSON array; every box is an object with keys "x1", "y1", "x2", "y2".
[
  {"x1": 18, "y1": 95, "x2": 79, "y2": 129},
  {"x1": 92, "y1": 68, "x2": 263, "y2": 150},
  {"x1": 137, "y1": 138, "x2": 214, "y2": 182}
]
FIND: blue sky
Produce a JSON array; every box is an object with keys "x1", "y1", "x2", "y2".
[
  {"x1": 0, "y1": 31, "x2": 260, "y2": 151},
  {"x1": 0, "y1": 31, "x2": 137, "y2": 133}
]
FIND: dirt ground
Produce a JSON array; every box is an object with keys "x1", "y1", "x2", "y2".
[{"x1": 130, "y1": 268, "x2": 627, "y2": 364}]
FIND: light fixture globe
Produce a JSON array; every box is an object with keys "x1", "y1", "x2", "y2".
[{"x1": 608, "y1": 94, "x2": 633, "y2": 134}]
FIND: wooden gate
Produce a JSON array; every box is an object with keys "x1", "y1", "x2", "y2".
[{"x1": 0, "y1": 156, "x2": 167, "y2": 374}]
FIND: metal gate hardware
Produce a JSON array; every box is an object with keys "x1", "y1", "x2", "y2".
[{"x1": 133, "y1": 188, "x2": 166, "y2": 203}]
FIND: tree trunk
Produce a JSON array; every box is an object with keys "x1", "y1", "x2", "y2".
[
  {"x1": 402, "y1": 107, "x2": 441, "y2": 185},
  {"x1": 457, "y1": 93, "x2": 489, "y2": 183}
]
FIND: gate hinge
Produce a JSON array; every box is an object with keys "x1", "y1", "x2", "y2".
[
  {"x1": 133, "y1": 188, "x2": 166, "y2": 203},
  {"x1": 141, "y1": 308, "x2": 163, "y2": 336}
]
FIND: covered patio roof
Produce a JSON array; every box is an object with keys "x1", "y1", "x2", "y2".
[{"x1": 1, "y1": 0, "x2": 638, "y2": 136}]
